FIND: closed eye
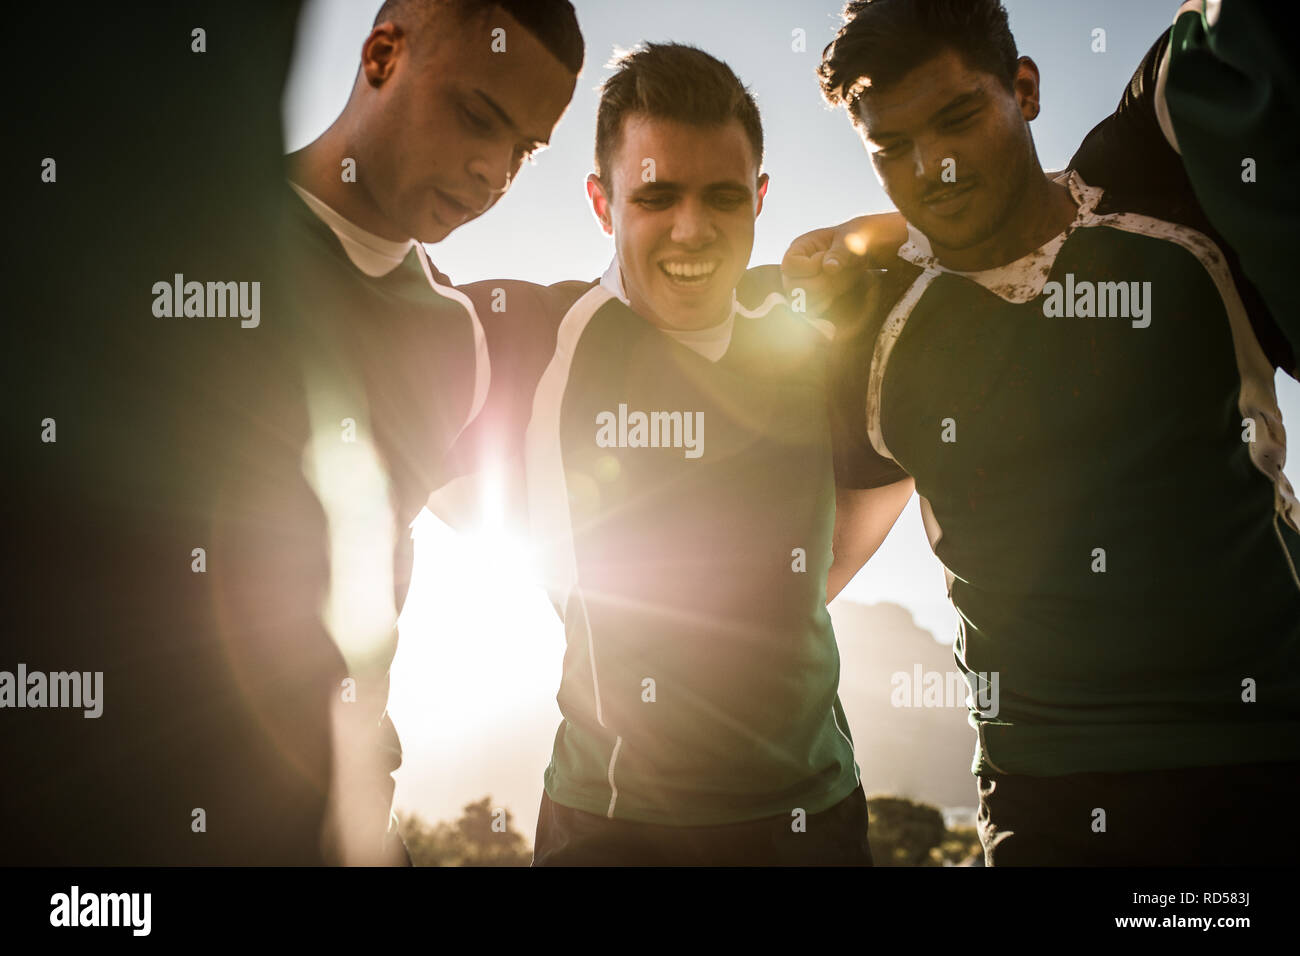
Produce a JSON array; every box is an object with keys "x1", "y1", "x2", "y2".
[
  {"x1": 942, "y1": 110, "x2": 980, "y2": 130},
  {"x1": 874, "y1": 140, "x2": 908, "y2": 160},
  {"x1": 459, "y1": 103, "x2": 493, "y2": 133},
  {"x1": 709, "y1": 193, "x2": 748, "y2": 210}
]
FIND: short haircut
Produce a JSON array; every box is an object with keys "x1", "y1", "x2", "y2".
[
  {"x1": 818, "y1": 0, "x2": 1018, "y2": 120},
  {"x1": 373, "y1": 0, "x2": 585, "y2": 75},
  {"x1": 594, "y1": 43, "x2": 764, "y2": 188}
]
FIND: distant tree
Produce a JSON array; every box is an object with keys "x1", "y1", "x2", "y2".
[
  {"x1": 937, "y1": 824, "x2": 984, "y2": 866},
  {"x1": 398, "y1": 797, "x2": 532, "y2": 866},
  {"x1": 400, "y1": 793, "x2": 981, "y2": 867},
  {"x1": 867, "y1": 795, "x2": 947, "y2": 866}
]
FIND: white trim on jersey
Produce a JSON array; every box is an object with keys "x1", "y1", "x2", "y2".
[
  {"x1": 895, "y1": 171, "x2": 1099, "y2": 303},
  {"x1": 829, "y1": 704, "x2": 860, "y2": 787},
  {"x1": 414, "y1": 245, "x2": 491, "y2": 440},
  {"x1": 865, "y1": 269, "x2": 938, "y2": 464},
  {"x1": 526, "y1": 283, "x2": 620, "y2": 817},
  {"x1": 598, "y1": 257, "x2": 630, "y2": 305},
  {"x1": 869, "y1": 177, "x2": 1103, "y2": 457},
  {"x1": 598, "y1": 258, "x2": 814, "y2": 358},
  {"x1": 732, "y1": 285, "x2": 836, "y2": 341},
  {"x1": 525, "y1": 283, "x2": 616, "y2": 613},
  {"x1": 606, "y1": 734, "x2": 623, "y2": 818},
  {"x1": 1089, "y1": 207, "x2": 1300, "y2": 541},
  {"x1": 865, "y1": 170, "x2": 1299, "y2": 585},
  {"x1": 733, "y1": 290, "x2": 786, "y2": 320}
]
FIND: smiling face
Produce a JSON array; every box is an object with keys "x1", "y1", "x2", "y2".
[
  {"x1": 587, "y1": 115, "x2": 767, "y2": 331},
  {"x1": 358, "y1": 9, "x2": 577, "y2": 243},
  {"x1": 854, "y1": 48, "x2": 1041, "y2": 263}
]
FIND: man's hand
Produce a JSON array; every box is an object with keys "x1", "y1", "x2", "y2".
[{"x1": 781, "y1": 211, "x2": 909, "y2": 315}]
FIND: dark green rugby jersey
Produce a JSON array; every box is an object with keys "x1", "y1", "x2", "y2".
[
  {"x1": 834, "y1": 171, "x2": 1300, "y2": 778},
  {"x1": 451, "y1": 264, "x2": 894, "y2": 825},
  {"x1": 283, "y1": 185, "x2": 488, "y2": 630},
  {"x1": 278, "y1": 184, "x2": 489, "y2": 834}
]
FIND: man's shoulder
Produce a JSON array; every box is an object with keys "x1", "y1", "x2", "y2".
[
  {"x1": 281, "y1": 181, "x2": 346, "y2": 260},
  {"x1": 453, "y1": 277, "x2": 603, "y2": 390},
  {"x1": 436, "y1": 276, "x2": 603, "y2": 497},
  {"x1": 823, "y1": 253, "x2": 925, "y2": 354},
  {"x1": 457, "y1": 277, "x2": 598, "y2": 325},
  {"x1": 736, "y1": 263, "x2": 785, "y2": 307}
]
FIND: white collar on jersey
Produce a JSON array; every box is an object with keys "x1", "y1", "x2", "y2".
[
  {"x1": 598, "y1": 257, "x2": 736, "y2": 363},
  {"x1": 288, "y1": 181, "x2": 417, "y2": 278},
  {"x1": 895, "y1": 170, "x2": 1105, "y2": 304}
]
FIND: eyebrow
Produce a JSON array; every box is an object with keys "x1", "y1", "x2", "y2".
[
  {"x1": 473, "y1": 89, "x2": 549, "y2": 148},
  {"x1": 871, "y1": 90, "x2": 985, "y2": 142},
  {"x1": 630, "y1": 180, "x2": 752, "y2": 194}
]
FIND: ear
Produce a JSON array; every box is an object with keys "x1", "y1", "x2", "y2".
[
  {"x1": 362, "y1": 21, "x2": 405, "y2": 88},
  {"x1": 1013, "y1": 56, "x2": 1041, "y2": 122},
  {"x1": 755, "y1": 173, "x2": 770, "y2": 218},
  {"x1": 586, "y1": 173, "x2": 614, "y2": 236}
]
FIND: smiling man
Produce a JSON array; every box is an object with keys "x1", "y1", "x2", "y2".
[
  {"x1": 433, "y1": 42, "x2": 912, "y2": 865},
  {"x1": 272, "y1": 0, "x2": 581, "y2": 865},
  {"x1": 808, "y1": 0, "x2": 1300, "y2": 865},
  {"x1": 590, "y1": 111, "x2": 758, "y2": 333}
]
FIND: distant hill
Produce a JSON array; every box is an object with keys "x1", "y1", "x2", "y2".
[{"x1": 831, "y1": 600, "x2": 979, "y2": 810}]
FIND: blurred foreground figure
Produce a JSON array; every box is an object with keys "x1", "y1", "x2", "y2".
[{"x1": 1, "y1": 0, "x2": 582, "y2": 865}]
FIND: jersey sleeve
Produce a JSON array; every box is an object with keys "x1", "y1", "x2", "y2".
[
  {"x1": 825, "y1": 281, "x2": 911, "y2": 490},
  {"x1": 432, "y1": 277, "x2": 591, "y2": 532},
  {"x1": 1069, "y1": 30, "x2": 1192, "y2": 218},
  {"x1": 1069, "y1": 20, "x2": 1294, "y2": 374},
  {"x1": 815, "y1": 261, "x2": 914, "y2": 490},
  {"x1": 1162, "y1": 0, "x2": 1300, "y2": 374}
]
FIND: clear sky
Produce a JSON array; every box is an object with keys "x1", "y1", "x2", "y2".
[{"x1": 283, "y1": 0, "x2": 1300, "y2": 828}]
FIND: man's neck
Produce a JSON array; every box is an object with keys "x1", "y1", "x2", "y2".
[
  {"x1": 613, "y1": 265, "x2": 733, "y2": 333},
  {"x1": 640, "y1": 300, "x2": 733, "y2": 334},
  {"x1": 286, "y1": 128, "x2": 409, "y2": 243},
  {"x1": 931, "y1": 174, "x2": 1078, "y2": 273}
]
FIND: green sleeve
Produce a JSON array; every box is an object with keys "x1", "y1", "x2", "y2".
[{"x1": 1166, "y1": 0, "x2": 1300, "y2": 372}]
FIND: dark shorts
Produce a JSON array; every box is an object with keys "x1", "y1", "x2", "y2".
[
  {"x1": 977, "y1": 760, "x2": 1300, "y2": 866},
  {"x1": 532, "y1": 783, "x2": 873, "y2": 867}
]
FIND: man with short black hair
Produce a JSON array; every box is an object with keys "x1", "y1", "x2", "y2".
[
  {"x1": 278, "y1": 0, "x2": 582, "y2": 864},
  {"x1": 805, "y1": 0, "x2": 1300, "y2": 865}
]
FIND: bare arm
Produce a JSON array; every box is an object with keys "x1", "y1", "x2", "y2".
[
  {"x1": 827, "y1": 477, "x2": 915, "y2": 603},
  {"x1": 781, "y1": 175, "x2": 1061, "y2": 316},
  {"x1": 781, "y1": 211, "x2": 909, "y2": 315}
]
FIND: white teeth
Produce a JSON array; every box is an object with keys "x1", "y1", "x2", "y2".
[{"x1": 661, "y1": 260, "x2": 718, "y2": 280}]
